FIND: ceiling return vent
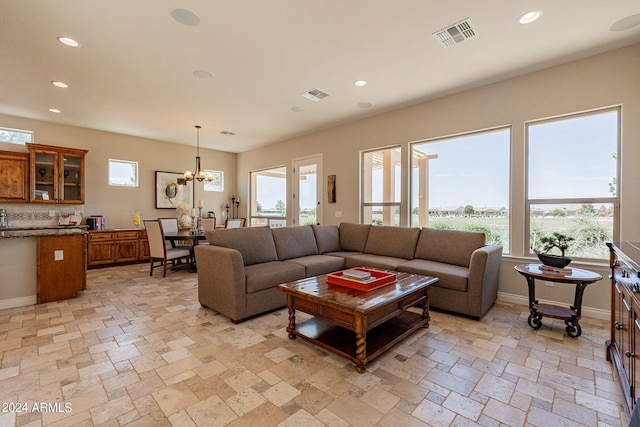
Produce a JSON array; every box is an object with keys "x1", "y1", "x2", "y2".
[
  {"x1": 300, "y1": 88, "x2": 329, "y2": 102},
  {"x1": 433, "y1": 19, "x2": 478, "y2": 48}
]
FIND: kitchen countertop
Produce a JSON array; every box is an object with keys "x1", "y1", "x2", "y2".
[{"x1": 0, "y1": 226, "x2": 88, "y2": 238}]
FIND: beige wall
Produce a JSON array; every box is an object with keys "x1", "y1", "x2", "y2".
[
  {"x1": 0, "y1": 116, "x2": 237, "y2": 228},
  {"x1": 237, "y1": 44, "x2": 640, "y2": 313}
]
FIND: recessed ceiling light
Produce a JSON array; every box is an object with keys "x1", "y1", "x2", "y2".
[
  {"x1": 51, "y1": 81, "x2": 68, "y2": 88},
  {"x1": 193, "y1": 70, "x2": 213, "y2": 79},
  {"x1": 357, "y1": 102, "x2": 372, "y2": 109},
  {"x1": 48, "y1": 108, "x2": 61, "y2": 113},
  {"x1": 57, "y1": 36, "x2": 80, "y2": 47},
  {"x1": 519, "y1": 10, "x2": 542, "y2": 24},
  {"x1": 354, "y1": 80, "x2": 367, "y2": 87},
  {"x1": 171, "y1": 8, "x2": 200, "y2": 26},
  {"x1": 291, "y1": 106, "x2": 306, "y2": 112},
  {"x1": 610, "y1": 14, "x2": 640, "y2": 32}
]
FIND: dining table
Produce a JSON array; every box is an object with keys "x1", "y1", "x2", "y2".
[{"x1": 163, "y1": 230, "x2": 207, "y2": 272}]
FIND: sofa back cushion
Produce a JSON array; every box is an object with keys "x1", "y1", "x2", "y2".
[
  {"x1": 415, "y1": 228, "x2": 485, "y2": 267},
  {"x1": 339, "y1": 223, "x2": 371, "y2": 252},
  {"x1": 205, "y1": 226, "x2": 277, "y2": 266},
  {"x1": 364, "y1": 225, "x2": 420, "y2": 260},
  {"x1": 312, "y1": 225, "x2": 341, "y2": 254},
  {"x1": 272, "y1": 226, "x2": 319, "y2": 260}
]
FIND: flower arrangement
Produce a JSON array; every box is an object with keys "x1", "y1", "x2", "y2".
[{"x1": 176, "y1": 203, "x2": 189, "y2": 214}]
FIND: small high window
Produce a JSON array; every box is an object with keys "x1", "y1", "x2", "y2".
[
  {"x1": 203, "y1": 170, "x2": 224, "y2": 192},
  {"x1": 0, "y1": 127, "x2": 33, "y2": 145},
  {"x1": 109, "y1": 159, "x2": 138, "y2": 187}
]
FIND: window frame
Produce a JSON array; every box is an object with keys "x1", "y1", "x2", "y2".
[
  {"x1": 408, "y1": 126, "x2": 511, "y2": 251},
  {"x1": 360, "y1": 145, "x2": 403, "y2": 226},
  {"x1": 108, "y1": 158, "x2": 139, "y2": 187},
  {"x1": 249, "y1": 165, "x2": 287, "y2": 228},
  {"x1": 0, "y1": 126, "x2": 33, "y2": 145},
  {"x1": 524, "y1": 106, "x2": 620, "y2": 260},
  {"x1": 203, "y1": 169, "x2": 224, "y2": 192}
]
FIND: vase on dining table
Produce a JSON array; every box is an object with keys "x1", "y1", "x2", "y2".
[{"x1": 178, "y1": 212, "x2": 192, "y2": 229}]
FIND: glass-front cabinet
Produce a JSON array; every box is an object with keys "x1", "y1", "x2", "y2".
[{"x1": 27, "y1": 144, "x2": 88, "y2": 204}]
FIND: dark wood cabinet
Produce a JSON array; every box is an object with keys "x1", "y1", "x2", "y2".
[
  {"x1": 607, "y1": 242, "x2": 640, "y2": 418},
  {"x1": 114, "y1": 231, "x2": 139, "y2": 262},
  {"x1": 88, "y1": 229, "x2": 149, "y2": 268},
  {"x1": 27, "y1": 143, "x2": 88, "y2": 204},
  {"x1": 37, "y1": 234, "x2": 87, "y2": 304},
  {"x1": 0, "y1": 150, "x2": 29, "y2": 203}
]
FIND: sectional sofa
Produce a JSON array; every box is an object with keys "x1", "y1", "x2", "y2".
[{"x1": 195, "y1": 223, "x2": 502, "y2": 323}]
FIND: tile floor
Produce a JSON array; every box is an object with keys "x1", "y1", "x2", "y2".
[{"x1": 0, "y1": 264, "x2": 626, "y2": 426}]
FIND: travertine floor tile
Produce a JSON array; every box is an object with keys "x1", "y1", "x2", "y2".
[{"x1": 0, "y1": 264, "x2": 625, "y2": 426}]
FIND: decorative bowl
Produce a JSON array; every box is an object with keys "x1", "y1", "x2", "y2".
[{"x1": 537, "y1": 253, "x2": 572, "y2": 268}]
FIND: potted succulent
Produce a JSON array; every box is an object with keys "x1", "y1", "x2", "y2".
[{"x1": 536, "y1": 232, "x2": 574, "y2": 268}]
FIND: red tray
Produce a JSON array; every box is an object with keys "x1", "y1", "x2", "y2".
[{"x1": 327, "y1": 268, "x2": 397, "y2": 291}]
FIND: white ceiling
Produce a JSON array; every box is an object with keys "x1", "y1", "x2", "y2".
[{"x1": 1, "y1": 1, "x2": 639, "y2": 153}]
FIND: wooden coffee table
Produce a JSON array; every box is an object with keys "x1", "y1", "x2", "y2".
[{"x1": 277, "y1": 271, "x2": 438, "y2": 372}]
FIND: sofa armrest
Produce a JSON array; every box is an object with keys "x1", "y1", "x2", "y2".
[
  {"x1": 467, "y1": 245, "x2": 503, "y2": 318},
  {"x1": 195, "y1": 244, "x2": 247, "y2": 320}
]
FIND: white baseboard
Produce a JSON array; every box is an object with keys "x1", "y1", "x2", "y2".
[
  {"x1": 0, "y1": 296, "x2": 36, "y2": 310},
  {"x1": 497, "y1": 292, "x2": 610, "y2": 321}
]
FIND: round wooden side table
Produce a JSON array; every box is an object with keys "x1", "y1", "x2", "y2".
[{"x1": 514, "y1": 264, "x2": 602, "y2": 338}]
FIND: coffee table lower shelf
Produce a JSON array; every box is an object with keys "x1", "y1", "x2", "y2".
[{"x1": 287, "y1": 310, "x2": 427, "y2": 370}]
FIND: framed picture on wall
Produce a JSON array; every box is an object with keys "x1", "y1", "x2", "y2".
[{"x1": 155, "y1": 171, "x2": 194, "y2": 209}]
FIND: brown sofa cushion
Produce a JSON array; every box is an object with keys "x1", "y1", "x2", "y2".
[
  {"x1": 205, "y1": 226, "x2": 277, "y2": 266},
  {"x1": 339, "y1": 223, "x2": 371, "y2": 252},
  {"x1": 415, "y1": 228, "x2": 485, "y2": 268},
  {"x1": 245, "y1": 261, "x2": 305, "y2": 294},
  {"x1": 312, "y1": 225, "x2": 341, "y2": 254},
  {"x1": 272, "y1": 225, "x2": 318, "y2": 260},
  {"x1": 284, "y1": 254, "x2": 345, "y2": 277},
  {"x1": 364, "y1": 225, "x2": 420, "y2": 260},
  {"x1": 398, "y1": 259, "x2": 469, "y2": 292}
]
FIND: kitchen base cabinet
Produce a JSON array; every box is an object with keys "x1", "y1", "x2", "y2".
[
  {"x1": 87, "y1": 229, "x2": 149, "y2": 268},
  {"x1": 607, "y1": 242, "x2": 640, "y2": 420},
  {"x1": 37, "y1": 234, "x2": 87, "y2": 304}
]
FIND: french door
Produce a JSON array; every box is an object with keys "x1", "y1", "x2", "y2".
[{"x1": 292, "y1": 155, "x2": 322, "y2": 226}]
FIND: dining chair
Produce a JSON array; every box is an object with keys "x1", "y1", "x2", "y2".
[
  {"x1": 225, "y1": 218, "x2": 245, "y2": 228},
  {"x1": 201, "y1": 217, "x2": 216, "y2": 231},
  {"x1": 144, "y1": 219, "x2": 191, "y2": 277},
  {"x1": 158, "y1": 217, "x2": 191, "y2": 250}
]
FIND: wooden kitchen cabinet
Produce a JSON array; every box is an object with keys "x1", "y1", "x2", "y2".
[
  {"x1": 37, "y1": 233, "x2": 87, "y2": 304},
  {"x1": 0, "y1": 150, "x2": 29, "y2": 203},
  {"x1": 27, "y1": 143, "x2": 88, "y2": 204},
  {"x1": 87, "y1": 229, "x2": 149, "y2": 268},
  {"x1": 607, "y1": 242, "x2": 640, "y2": 419}
]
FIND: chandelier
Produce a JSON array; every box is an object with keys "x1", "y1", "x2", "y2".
[{"x1": 184, "y1": 125, "x2": 212, "y2": 182}]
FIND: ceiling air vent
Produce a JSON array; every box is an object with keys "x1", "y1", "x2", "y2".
[
  {"x1": 300, "y1": 88, "x2": 329, "y2": 102},
  {"x1": 433, "y1": 19, "x2": 478, "y2": 48}
]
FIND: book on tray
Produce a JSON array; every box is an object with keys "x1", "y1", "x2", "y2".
[
  {"x1": 342, "y1": 269, "x2": 372, "y2": 281},
  {"x1": 539, "y1": 264, "x2": 572, "y2": 274}
]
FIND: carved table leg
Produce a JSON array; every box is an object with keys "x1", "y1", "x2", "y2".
[
  {"x1": 355, "y1": 332, "x2": 366, "y2": 373},
  {"x1": 287, "y1": 306, "x2": 296, "y2": 339}
]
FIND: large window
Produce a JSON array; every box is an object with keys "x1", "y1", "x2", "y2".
[
  {"x1": 249, "y1": 166, "x2": 287, "y2": 227},
  {"x1": 410, "y1": 128, "x2": 510, "y2": 251},
  {"x1": 527, "y1": 108, "x2": 619, "y2": 260},
  {"x1": 361, "y1": 146, "x2": 401, "y2": 226}
]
